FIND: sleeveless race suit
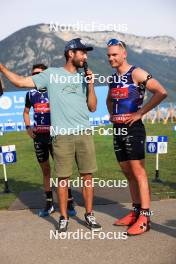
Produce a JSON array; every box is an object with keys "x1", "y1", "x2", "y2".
[
  {"x1": 109, "y1": 66, "x2": 146, "y2": 162},
  {"x1": 25, "y1": 89, "x2": 53, "y2": 162}
]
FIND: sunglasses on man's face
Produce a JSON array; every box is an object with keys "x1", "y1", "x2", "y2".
[
  {"x1": 32, "y1": 71, "x2": 41, "y2": 75},
  {"x1": 107, "y1": 39, "x2": 125, "y2": 48}
]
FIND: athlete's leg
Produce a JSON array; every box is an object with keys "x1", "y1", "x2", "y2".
[
  {"x1": 114, "y1": 160, "x2": 141, "y2": 226},
  {"x1": 119, "y1": 160, "x2": 140, "y2": 204},
  {"x1": 126, "y1": 159, "x2": 151, "y2": 235},
  {"x1": 34, "y1": 139, "x2": 55, "y2": 216},
  {"x1": 38, "y1": 159, "x2": 54, "y2": 217},
  {"x1": 39, "y1": 159, "x2": 51, "y2": 192},
  {"x1": 67, "y1": 188, "x2": 77, "y2": 216},
  {"x1": 34, "y1": 138, "x2": 51, "y2": 192},
  {"x1": 113, "y1": 129, "x2": 140, "y2": 203},
  {"x1": 128, "y1": 159, "x2": 150, "y2": 209}
]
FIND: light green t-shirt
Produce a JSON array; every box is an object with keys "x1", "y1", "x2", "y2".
[{"x1": 32, "y1": 67, "x2": 91, "y2": 136}]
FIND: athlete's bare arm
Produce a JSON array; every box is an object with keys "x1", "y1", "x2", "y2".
[
  {"x1": 106, "y1": 88, "x2": 113, "y2": 115},
  {"x1": 125, "y1": 68, "x2": 167, "y2": 126},
  {"x1": 0, "y1": 63, "x2": 35, "y2": 88},
  {"x1": 133, "y1": 68, "x2": 167, "y2": 115},
  {"x1": 23, "y1": 107, "x2": 31, "y2": 127},
  {"x1": 23, "y1": 106, "x2": 36, "y2": 138}
]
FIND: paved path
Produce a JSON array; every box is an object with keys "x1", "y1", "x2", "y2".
[{"x1": 0, "y1": 200, "x2": 176, "y2": 264}]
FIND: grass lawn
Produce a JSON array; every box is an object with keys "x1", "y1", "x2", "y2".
[{"x1": 0, "y1": 122, "x2": 176, "y2": 209}]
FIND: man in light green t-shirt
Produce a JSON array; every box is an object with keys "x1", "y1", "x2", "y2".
[{"x1": 0, "y1": 38, "x2": 102, "y2": 233}]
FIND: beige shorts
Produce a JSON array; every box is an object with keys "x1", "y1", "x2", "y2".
[{"x1": 52, "y1": 134, "x2": 97, "y2": 178}]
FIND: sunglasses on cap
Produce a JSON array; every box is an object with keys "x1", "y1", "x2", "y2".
[
  {"x1": 32, "y1": 71, "x2": 41, "y2": 75},
  {"x1": 107, "y1": 39, "x2": 125, "y2": 48}
]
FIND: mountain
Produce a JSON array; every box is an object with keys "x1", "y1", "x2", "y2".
[{"x1": 0, "y1": 23, "x2": 176, "y2": 101}]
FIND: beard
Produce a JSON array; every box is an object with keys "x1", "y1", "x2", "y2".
[{"x1": 72, "y1": 58, "x2": 84, "y2": 68}]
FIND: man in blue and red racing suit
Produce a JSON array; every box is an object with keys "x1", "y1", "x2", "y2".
[{"x1": 106, "y1": 39, "x2": 167, "y2": 236}]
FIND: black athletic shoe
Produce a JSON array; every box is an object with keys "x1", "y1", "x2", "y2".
[
  {"x1": 85, "y1": 212, "x2": 102, "y2": 231},
  {"x1": 57, "y1": 216, "x2": 69, "y2": 233}
]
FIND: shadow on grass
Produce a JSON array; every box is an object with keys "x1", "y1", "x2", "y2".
[
  {"x1": 160, "y1": 181, "x2": 176, "y2": 190},
  {"x1": 150, "y1": 179, "x2": 176, "y2": 198}
]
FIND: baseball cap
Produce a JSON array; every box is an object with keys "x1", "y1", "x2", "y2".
[{"x1": 64, "y1": 38, "x2": 93, "y2": 52}]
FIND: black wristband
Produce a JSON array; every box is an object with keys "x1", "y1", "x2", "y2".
[{"x1": 25, "y1": 125, "x2": 31, "y2": 130}]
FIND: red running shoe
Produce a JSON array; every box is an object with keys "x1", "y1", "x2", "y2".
[
  {"x1": 114, "y1": 211, "x2": 138, "y2": 226},
  {"x1": 127, "y1": 215, "x2": 150, "y2": 236}
]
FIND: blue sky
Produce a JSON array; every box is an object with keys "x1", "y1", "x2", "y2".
[{"x1": 0, "y1": 0, "x2": 175, "y2": 40}]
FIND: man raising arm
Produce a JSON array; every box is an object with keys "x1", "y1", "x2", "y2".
[{"x1": 0, "y1": 63, "x2": 35, "y2": 88}]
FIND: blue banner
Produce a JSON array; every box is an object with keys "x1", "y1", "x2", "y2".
[
  {"x1": 0, "y1": 86, "x2": 110, "y2": 132},
  {"x1": 0, "y1": 91, "x2": 30, "y2": 132}
]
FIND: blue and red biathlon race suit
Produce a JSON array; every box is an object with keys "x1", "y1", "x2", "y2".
[
  {"x1": 109, "y1": 66, "x2": 146, "y2": 162},
  {"x1": 25, "y1": 88, "x2": 53, "y2": 162}
]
